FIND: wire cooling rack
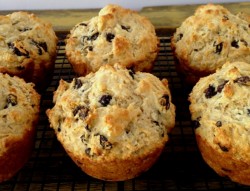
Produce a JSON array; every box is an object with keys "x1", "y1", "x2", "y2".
[{"x1": 1, "y1": 33, "x2": 250, "y2": 191}]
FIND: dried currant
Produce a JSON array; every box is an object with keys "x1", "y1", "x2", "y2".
[
  {"x1": 73, "y1": 106, "x2": 89, "y2": 119},
  {"x1": 99, "y1": 94, "x2": 112, "y2": 106},
  {"x1": 7, "y1": 42, "x2": 29, "y2": 57},
  {"x1": 217, "y1": 80, "x2": 228, "y2": 93},
  {"x1": 6, "y1": 94, "x2": 17, "y2": 107},
  {"x1": 73, "y1": 78, "x2": 82, "y2": 89},
  {"x1": 85, "y1": 148, "x2": 91, "y2": 156},
  {"x1": 213, "y1": 42, "x2": 223, "y2": 54},
  {"x1": 79, "y1": 23, "x2": 87, "y2": 26},
  {"x1": 176, "y1": 33, "x2": 183, "y2": 42},
  {"x1": 89, "y1": 32, "x2": 99, "y2": 41},
  {"x1": 204, "y1": 85, "x2": 217, "y2": 98},
  {"x1": 192, "y1": 120, "x2": 200, "y2": 128},
  {"x1": 216, "y1": 121, "x2": 222, "y2": 127},
  {"x1": 218, "y1": 143, "x2": 229, "y2": 152},
  {"x1": 106, "y1": 33, "x2": 115, "y2": 42},
  {"x1": 247, "y1": 109, "x2": 250, "y2": 116},
  {"x1": 160, "y1": 94, "x2": 170, "y2": 110},
  {"x1": 100, "y1": 135, "x2": 112, "y2": 150},
  {"x1": 231, "y1": 40, "x2": 239, "y2": 48},
  {"x1": 121, "y1": 25, "x2": 131, "y2": 32},
  {"x1": 18, "y1": 27, "x2": 32, "y2": 32},
  {"x1": 234, "y1": 76, "x2": 250, "y2": 85},
  {"x1": 128, "y1": 67, "x2": 135, "y2": 79}
]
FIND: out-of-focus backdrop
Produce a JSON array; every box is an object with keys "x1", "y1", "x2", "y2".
[{"x1": 0, "y1": 0, "x2": 248, "y2": 10}]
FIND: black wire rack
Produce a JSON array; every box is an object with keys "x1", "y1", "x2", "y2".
[{"x1": 1, "y1": 33, "x2": 250, "y2": 191}]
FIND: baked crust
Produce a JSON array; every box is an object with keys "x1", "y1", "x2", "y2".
[
  {"x1": 189, "y1": 61, "x2": 250, "y2": 185},
  {"x1": 0, "y1": 11, "x2": 58, "y2": 91},
  {"x1": 47, "y1": 64, "x2": 175, "y2": 181},
  {"x1": 171, "y1": 4, "x2": 250, "y2": 84},
  {"x1": 0, "y1": 73, "x2": 40, "y2": 182},
  {"x1": 65, "y1": 4, "x2": 159, "y2": 76}
]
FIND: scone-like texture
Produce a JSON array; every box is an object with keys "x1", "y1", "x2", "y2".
[
  {"x1": 46, "y1": 64, "x2": 175, "y2": 181},
  {"x1": 0, "y1": 73, "x2": 40, "y2": 182},
  {"x1": 189, "y1": 61, "x2": 250, "y2": 185},
  {"x1": 171, "y1": 4, "x2": 250, "y2": 84},
  {"x1": 65, "y1": 4, "x2": 159, "y2": 76},
  {"x1": 0, "y1": 11, "x2": 58, "y2": 91}
]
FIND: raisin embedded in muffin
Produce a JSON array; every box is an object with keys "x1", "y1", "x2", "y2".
[
  {"x1": 65, "y1": 4, "x2": 159, "y2": 76},
  {"x1": 46, "y1": 64, "x2": 175, "y2": 181},
  {"x1": 189, "y1": 61, "x2": 250, "y2": 185},
  {"x1": 171, "y1": 4, "x2": 250, "y2": 84},
  {"x1": 0, "y1": 11, "x2": 58, "y2": 91}
]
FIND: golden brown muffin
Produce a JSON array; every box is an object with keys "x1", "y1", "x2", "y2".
[{"x1": 46, "y1": 64, "x2": 175, "y2": 181}]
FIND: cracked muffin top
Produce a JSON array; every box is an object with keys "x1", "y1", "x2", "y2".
[
  {"x1": 0, "y1": 11, "x2": 58, "y2": 91},
  {"x1": 171, "y1": 4, "x2": 250, "y2": 84},
  {"x1": 65, "y1": 4, "x2": 159, "y2": 76}
]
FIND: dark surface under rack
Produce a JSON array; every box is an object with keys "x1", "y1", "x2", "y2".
[{"x1": 1, "y1": 33, "x2": 250, "y2": 191}]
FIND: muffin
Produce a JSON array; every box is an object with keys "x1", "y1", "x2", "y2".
[
  {"x1": 0, "y1": 73, "x2": 40, "y2": 183},
  {"x1": 65, "y1": 4, "x2": 159, "y2": 76},
  {"x1": 189, "y1": 61, "x2": 250, "y2": 185},
  {"x1": 171, "y1": 4, "x2": 250, "y2": 84},
  {"x1": 0, "y1": 11, "x2": 58, "y2": 91},
  {"x1": 46, "y1": 64, "x2": 175, "y2": 181}
]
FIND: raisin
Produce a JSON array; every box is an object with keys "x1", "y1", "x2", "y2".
[
  {"x1": 99, "y1": 94, "x2": 112, "y2": 106},
  {"x1": 85, "y1": 148, "x2": 91, "y2": 156},
  {"x1": 121, "y1": 25, "x2": 131, "y2": 32},
  {"x1": 213, "y1": 42, "x2": 223, "y2": 54},
  {"x1": 6, "y1": 94, "x2": 17, "y2": 107},
  {"x1": 204, "y1": 85, "x2": 217, "y2": 98},
  {"x1": 160, "y1": 95, "x2": 170, "y2": 110},
  {"x1": 176, "y1": 33, "x2": 183, "y2": 41},
  {"x1": 89, "y1": 32, "x2": 99, "y2": 41},
  {"x1": 88, "y1": 46, "x2": 93, "y2": 51},
  {"x1": 217, "y1": 80, "x2": 228, "y2": 93},
  {"x1": 218, "y1": 143, "x2": 229, "y2": 152},
  {"x1": 231, "y1": 40, "x2": 239, "y2": 48},
  {"x1": 241, "y1": 39, "x2": 248, "y2": 46},
  {"x1": 79, "y1": 23, "x2": 87, "y2": 26},
  {"x1": 106, "y1": 33, "x2": 115, "y2": 42},
  {"x1": 216, "y1": 121, "x2": 222, "y2": 127},
  {"x1": 31, "y1": 40, "x2": 48, "y2": 55},
  {"x1": 85, "y1": 125, "x2": 91, "y2": 132},
  {"x1": 18, "y1": 27, "x2": 32, "y2": 32},
  {"x1": 223, "y1": 15, "x2": 229, "y2": 20},
  {"x1": 100, "y1": 135, "x2": 112, "y2": 150},
  {"x1": 192, "y1": 120, "x2": 200, "y2": 128},
  {"x1": 247, "y1": 109, "x2": 250, "y2": 116},
  {"x1": 73, "y1": 106, "x2": 89, "y2": 119},
  {"x1": 7, "y1": 42, "x2": 29, "y2": 57},
  {"x1": 234, "y1": 76, "x2": 250, "y2": 85},
  {"x1": 73, "y1": 78, "x2": 82, "y2": 89},
  {"x1": 128, "y1": 67, "x2": 135, "y2": 79}
]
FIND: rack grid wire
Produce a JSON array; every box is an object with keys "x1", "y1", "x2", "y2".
[{"x1": 0, "y1": 33, "x2": 250, "y2": 191}]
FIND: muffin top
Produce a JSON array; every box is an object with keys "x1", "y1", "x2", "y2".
[
  {"x1": 47, "y1": 64, "x2": 175, "y2": 161},
  {"x1": 0, "y1": 11, "x2": 57, "y2": 74},
  {"x1": 189, "y1": 61, "x2": 250, "y2": 161},
  {"x1": 0, "y1": 73, "x2": 40, "y2": 154},
  {"x1": 65, "y1": 4, "x2": 159, "y2": 75},
  {"x1": 171, "y1": 4, "x2": 250, "y2": 74}
]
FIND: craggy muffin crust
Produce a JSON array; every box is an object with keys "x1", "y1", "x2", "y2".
[
  {"x1": 65, "y1": 4, "x2": 159, "y2": 76},
  {"x1": 0, "y1": 11, "x2": 58, "y2": 91},
  {"x1": 189, "y1": 61, "x2": 250, "y2": 185},
  {"x1": 171, "y1": 4, "x2": 250, "y2": 84},
  {"x1": 0, "y1": 73, "x2": 40, "y2": 182},
  {"x1": 47, "y1": 64, "x2": 175, "y2": 181}
]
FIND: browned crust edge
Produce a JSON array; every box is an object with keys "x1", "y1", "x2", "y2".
[{"x1": 196, "y1": 134, "x2": 250, "y2": 186}]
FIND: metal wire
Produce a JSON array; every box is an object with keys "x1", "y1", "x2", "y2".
[{"x1": 0, "y1": 33, "x2": 249, "y2": 191}]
